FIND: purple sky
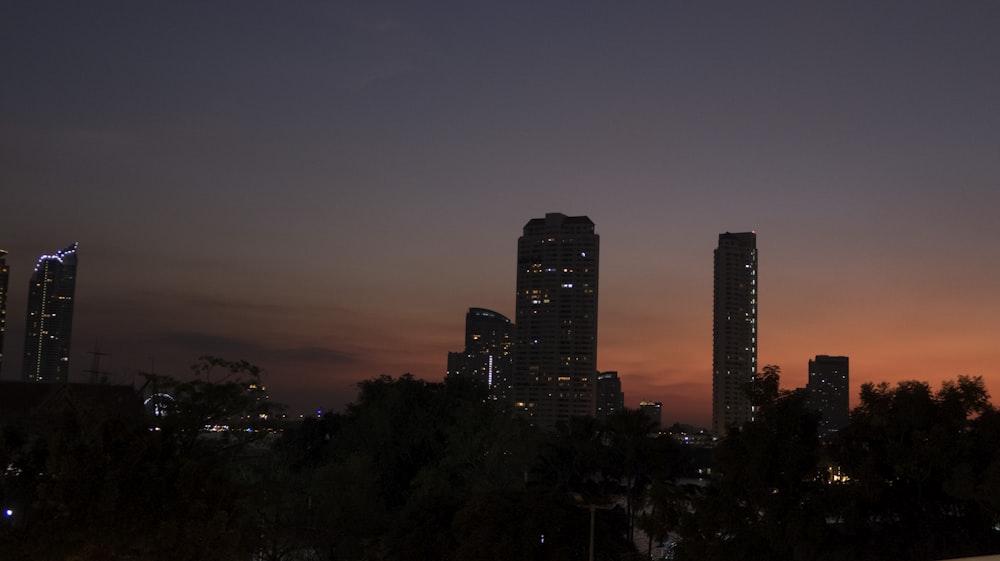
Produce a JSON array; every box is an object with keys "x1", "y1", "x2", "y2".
[{"x1": 2, "y1": 1, "x2": 999, "y2": 426}]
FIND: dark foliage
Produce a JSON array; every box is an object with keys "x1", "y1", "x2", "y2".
[
  {"x1": 0, "y1": 357, "x2": 279, "y2": 561},
  {"x1": 675, "y1": 370, "x2": 1000, "y2": 561},
  {"x1": 5, "y1": 360, "x2": 997, "y2": 561}
]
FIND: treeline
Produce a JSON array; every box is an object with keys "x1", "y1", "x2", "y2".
[
  {"x1": 265, "y1": 373, "x2": 685, "y2": 561},
  {"x1": 2, "y1": 360, "x2": 1000, "y2": 561},
  {"x1": 678, "y1": 368, "x2": 1000, "y2": 561},
  {"x1": 0, "y1": 357, "x2": 284, "y2": 560},
  {"x1": 0, "y1": 360, "x2": 687, "y2": 561}
]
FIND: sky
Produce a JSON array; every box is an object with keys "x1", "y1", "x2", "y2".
[{"x1": 2, "y1": 1, "x2": 998, "y2": 427}]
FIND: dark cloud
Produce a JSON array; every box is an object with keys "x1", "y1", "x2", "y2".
[
  {"x1": 173, "y1": 291, "x2": 355, "y2": 318},
  {"x1": 159, "y1": 331, "x2": 356, "y2": 366},
  {"x1": 269, "y1": 346, "x2": 357, "y2": 364}
]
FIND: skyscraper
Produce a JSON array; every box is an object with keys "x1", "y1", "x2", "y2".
[
  {"x1": 712, "y1": 232, "x2": 757, "y2": 437},
  {"x1": 22, "y1": 243, "x2": 79, "y2": 383},
  {"x1": 807, "y1": 355, "x2": 849, "y2": 435},
  {"x1": 447, "y1": 307, "x2": 514, "y2": 402},
  {"x1": 0, "y1": 250, "x2": 8, "y2": 376},
  {"x1": 512, "y1": 213, "x2": 599, "y2": 430},
  {"x1": 639, "y1": 401, "x2": 663, "y2": 431},
  {"x1": 595, "y1": 371, "x2": 624, "y2": 422}
]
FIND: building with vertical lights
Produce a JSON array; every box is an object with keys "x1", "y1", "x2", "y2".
[
  {"x1": 596, "y1": 371, "x2": 624, "y2": 422},
  {"x1": 712, "y1": 232, "x2": 757, "y2": 437},
  {"x1": 22, "y1": 243, "x2": 79, "y2": 383},
  {"x1": 512, "y1": 213, "x2": 599, "y2": 430},
  {"x1": 807, "y1": 355, "x2": 849, "y2": 435},
  {"x1": 0, "y1": 250, "x2": 8, "y2": 377},
  {"x1": 447, "y1": 307, "x2": 514, "y2": 403}
]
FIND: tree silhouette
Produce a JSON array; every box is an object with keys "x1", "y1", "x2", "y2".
[{"x1": 832, "y1": 375, "x2": 997, "y2": 560}]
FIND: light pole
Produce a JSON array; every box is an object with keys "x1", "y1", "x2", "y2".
[{"x1": 572, "y1": 493, "x2": 613, "y2": 561}]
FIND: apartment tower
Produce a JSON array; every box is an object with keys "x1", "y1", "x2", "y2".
[
  {"x1": 595, "y1": 371, "x2": 624, "y2": 423},
  {"x1": 639, "y1": 401, "x2": 663, "y2": 431},
  {"x1": 807, "y1": 355, "x2": 850, "y2": 434},
  {"x1": 513, "y1": 213, "x2": 599, "y2": 430},
  {"x1": 22, "y1": 243, "x2": 79, "y2": 383},
  {"x1": 447, "y1": 307, "x2": 514, "y2": 403},
  {"x1": 712, "y1": 232, "x2": 757, "y2": 437}
]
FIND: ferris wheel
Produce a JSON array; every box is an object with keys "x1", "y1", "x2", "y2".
[{"x1": 144, "y1": 392, "x2": 175, "y2": 417}]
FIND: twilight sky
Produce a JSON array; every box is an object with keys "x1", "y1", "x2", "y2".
[{"x1": 2, "y1": 1, "x2": 998, "y2": 427}]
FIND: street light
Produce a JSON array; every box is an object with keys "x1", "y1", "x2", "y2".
[{"x1": 571, "y1": 493, "x2": 613, "y2": 561}]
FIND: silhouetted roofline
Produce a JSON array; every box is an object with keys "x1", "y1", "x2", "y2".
[
  {"x1": 467, "y1": 307, "x2": 511, "y2": 323},
  {"x1": 523, "y1": 213, "x2": 595, "y2": 232},
  {"x1": 0, "y1": 381, "x2": 143, "y2": 432}
]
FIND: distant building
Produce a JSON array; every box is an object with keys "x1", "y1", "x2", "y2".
[
  {"x1": 22, "y1": 243, "x2": 79, "y2": 383},
  {"x1": 639, "y1": 401, "x2": 663, "y2": 430},
  {"x1": 447, "y1": 307, "x2": 514, "y2": 402},
  {"x1": 0, "y1": 380, "x2": 143, "y2": 434},
  {"x1": 596, "y1": 371, "x2": 624, "y2": 422},
  {"x1": 0, "y1": 250, "x2": 8, "y2": 376},
  {"x1": 807, "y1": 355, "x2": 849, "y2": 434},
  {"x1": 512, "y1": 213, "x2": 599, "y2": 430},
  {"x1": 712, "y1": 232, "x2": 758, "y2": 437}
]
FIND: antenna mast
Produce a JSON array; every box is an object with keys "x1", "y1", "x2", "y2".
[{"x1": 85, "y1": 341, "x2": 110, "y2": 384}]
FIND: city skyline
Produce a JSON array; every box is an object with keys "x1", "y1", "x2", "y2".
[{"x1": 3, "y1": 2, "x2": 999, "y2": 427}]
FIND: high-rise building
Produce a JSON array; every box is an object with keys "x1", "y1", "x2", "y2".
[
  {"x1": 22, "y1": 243, "x2": 79, "y2": 383},
  {"x1": 712, "y1": 232, "x2": 758, "y2": 437},
  {"x1": 639, "y1": 401, "x2": 663, "y2": 431},
  {"x1": 807, "y1": 355, "x2": 849, "y2": 435},
  {"x1": 0, "y1": 250, "x2": 8, "y2": 377},
  {"x1": 512, "y1": 213, "x2": 599, "y2": 430},
  {"x1": 447, "y1": 307, "x2": 514, "y2": 402},
  {"x1": 596, "y1": 371, "x2": 624, "y2": 422}
]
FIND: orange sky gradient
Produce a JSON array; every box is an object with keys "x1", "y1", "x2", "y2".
[{"x1": 3, "y1": 2, "x2": 999, "y2": 428}]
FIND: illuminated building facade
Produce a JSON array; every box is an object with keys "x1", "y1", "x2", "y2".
[
  {"x1": 22, "y1": 243, "x2": 79, "y2": 383},
  {"x1": 807, "y1": 355, "x2": 849, "y2": 434},
  {"x1": 596, "y1": 371, "x2": 624, "y2": 422},
  {"x1": 712, "y1": 232, "x2": 757, "y2": 437},
  {"x1": 0, "y1": 250, "x2": 8, "y2": 376},
  {"x1": 512, "y1": 213, "x2": 599, "y2": 430},
  {"x1": 447, "y1": 307, "x2": 514, "y2": 403}
]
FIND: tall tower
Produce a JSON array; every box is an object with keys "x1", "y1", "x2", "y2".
[
  {"x1": 447, "y1": 307, "x2": 514, "y2": 403},
  {"x1": 712, "y1": 232, "x2": 757, "y2": 437},
  {"x1": 0, "y1": 250, "x2": 8, "y2": 376},
  {"x1": 22, "y1": 243, "x2": 79, "y2": 383},
  {"x1": 513, "y1": 213, "x2": 599, "y2": 430},
  {"x1": 595, "y1": 371, "x2": 624, "y2": 422},
  {"x1": 639, "y1": 401, "x2": 663, "y2": 431},
  {"x1": 807, "y1": 355, "x2": 849, "y2": 435}
]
